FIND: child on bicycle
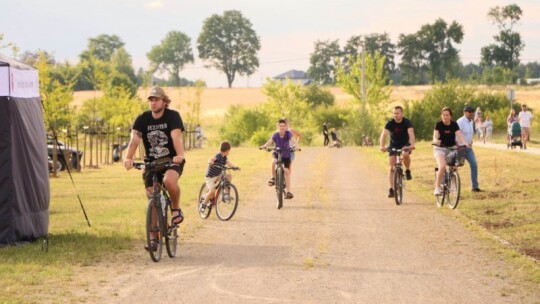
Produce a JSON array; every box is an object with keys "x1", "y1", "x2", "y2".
[
  {"x1": 260, "y1": 118, "x2": 300, "y2": 199},
  {"x1": 200, "y1": 141, "x2": 238, "y2": 211}
]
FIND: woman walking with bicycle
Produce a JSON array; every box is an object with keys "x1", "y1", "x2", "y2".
[
  {"x1": 379, "y1": 106, "x2": 416, "y2": 199},
  {"x1": 260, "y1": 118, "x2": 300, "y2": 200},
  {"x1": 433, "y1": 107, "x2": 468, "y2": 196},
  {"x1": 123, "y1": 86, "x2": 186, "y2": 251}
]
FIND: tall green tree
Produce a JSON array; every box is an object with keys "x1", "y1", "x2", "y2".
[
  {"x1": 397, "y1": 33, "x2": 428, "y2": 84},
  {"x1": 80, "y1": 34, "x2": 125, "y2": 61},
  {"x1": 307, "y1": 40, "x2": 341, "y2": 85},
  {"x1": 148, "y1": 31, "x2": 194, "y2": 87},
  {"x1": 480, "y1": 4, "x2": 524, "y2": 70},
  {"x1": 398, "y1": 19, "x2": 463, "y2": 84},
  {"x1": 336, "y1": 52, "x2": 392, "y2": 141},
  {"x1": 111, "y1": 47, "x2": 138, "y2": 86},
  {"x1": 343, "y1": 34, "x2": 396, "y2": 75},
  {"x1": 197, "y1": 10, "x2": 261, "y2": 88}
]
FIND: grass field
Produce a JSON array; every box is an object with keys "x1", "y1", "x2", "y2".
[{"x1": 0, "y1": 146, "x2": 266, "y2": 303}]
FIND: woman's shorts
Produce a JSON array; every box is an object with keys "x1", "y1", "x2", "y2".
[{"x1": 433, "y1": 146, "x2": 452, "y2": 158}]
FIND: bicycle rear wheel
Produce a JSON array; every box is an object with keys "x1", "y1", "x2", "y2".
[
  {"x1": 146, "y1": 199, "x2": 163, "y2": 262},
  {"x1": 275, "y1": 167, "x2": 284, "y2": 209},
  {"x1": 447, "y1": 171, "x2": 461, "y2": 209},
  {"x1": 198, "y1": 183, "x2": 212, "y2": 219},
  {"x1": 216, "y1": 184, "x2": 239, "y2": 221},
  {"x1": 165, "y1": 202, "x2": 178, "y2": 258},
  {"x1": 393, "y1": 167, "x2": 403, "y2": 205}
]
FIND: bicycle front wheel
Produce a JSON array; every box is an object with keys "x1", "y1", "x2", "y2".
[
  {"x1": 216, "y1": 184, "x2": 239, "y2": 221},
  {"x1": 275, "y1": 167, "x2": 284, "y2": 209},
  {"x1": 393, "y1": 167, "x2": 403, "y2": 205},
  {"x1": 447, "y1": 171, "x2": 461, "y2": 209},
  {"x1": 146, "y1": 199, "x2": 163, "y2": 262},
  {"x1": 435, "y1": 169, "x2": 444, "y2": 208},
  {"x1": 165, "y1": 203, "x2": 178, "y2": 258},
  {"x1": 198, "y1": 183, "x2": 212, "y2": 219}
]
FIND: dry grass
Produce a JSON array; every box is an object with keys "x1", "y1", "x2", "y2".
[{"x1": 73, "y1": 85, "x2": 540, "y2": 118}]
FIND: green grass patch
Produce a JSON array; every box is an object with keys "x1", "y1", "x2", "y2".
[
  {"x1": 361, "y1": 142, "x2": 540, "y2": 283},
  {"x1": 0, "y1": 145, "x2": 267, "y2": 303}
]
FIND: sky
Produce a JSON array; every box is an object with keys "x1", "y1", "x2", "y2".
[{"x1": 2, "y1": 0, "x2": 540, "y2": 88}]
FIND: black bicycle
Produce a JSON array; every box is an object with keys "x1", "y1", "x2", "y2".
[
  {"x1": 260, "y1": 147, "x2": 298, "y2": 209},
  {"x1": 133, "y1": 159, "x2": 179, "y2": 262},
  {"x1": 198, "y1": 165, "x2": 240, "y2": 221},
  {"x1": 388, "y1": 147, "x2": 410, "y2": 205},
  {"x1": 433, "y1": 145, "x2": 465, "y2": 209}
]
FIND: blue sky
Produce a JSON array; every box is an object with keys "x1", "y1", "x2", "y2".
[{"x1": 1, "y1": 0, "x2": 539, "y2": 87}]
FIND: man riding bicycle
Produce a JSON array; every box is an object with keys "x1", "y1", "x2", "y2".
[
  {"x1": 379, "y1": 106, "x2": 416, "y2": 198},
  {"x1": 123, "y1": 86, "x2": 186, "y2": 250}
]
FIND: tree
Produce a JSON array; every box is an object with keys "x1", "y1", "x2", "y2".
[
  {"x1": 397, "y1": 33, "x2": 428, "y2": 84},
  {"x1": 307, "y1": 40, "x2": 341, "y2": 85},
  {"x1": 148, "y1": 31, "x2": 194, "y2": 87},
  {"x1": 398, "y1": 19, "x2": 463, "y2": 84},
  {"x1": 480, "y1": 4, "x2": 524, "y2": 70},
  {"x1": 19, "y1": 50, "x2": 55, "y2": 67},
  {"x1": 80, "y1": 34, "x2": 125, "y2": 61},
  {"x1": 111, "y1": 47, "x2": 137, "y2": 87},
  {"x1": 335, "y1": 52, "x2": 392, "y2": 142},
  {"x1": 198, "y1": 10, "x2": 261, "y2": 88}
]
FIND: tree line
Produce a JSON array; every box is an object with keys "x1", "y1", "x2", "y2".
[
  {"x1": 2, "y1": 3, "x2": 537, "y2": 90},
  {"x1": 308, "y1": 4, "x2": 536, "y2": 86}
]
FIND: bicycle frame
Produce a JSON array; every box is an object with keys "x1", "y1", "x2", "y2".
[
  {"x1": 433, "y1": 145, "x2": 463, "y2": 209},
  {"x1": 133, "y1": 160, "x2": 179, "y2": 262}
]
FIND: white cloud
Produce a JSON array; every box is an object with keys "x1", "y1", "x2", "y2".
[{"x1": 145, "y1": 1, "x2": 163, "y2": 9}]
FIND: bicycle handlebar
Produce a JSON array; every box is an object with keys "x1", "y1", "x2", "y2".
[
  {"x1": 259, "y1": 147, "x2": 301, "y2": 152},
  {"x1": 213, "y1": 164, "x2": 240, "y2": 171},
  {"x1": 132, "y1": 160, "x2": 174, "y2": 170}
]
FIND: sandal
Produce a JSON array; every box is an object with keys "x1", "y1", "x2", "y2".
[
  {"x1": 144, "y1": 239, "x2": 158, "y2": 252},
  {"x1": 171, "y1": 208, "x2": 184, "y2": 225},
  {"x1": 268, "y1": 178, "x2": 275, "y2": 186},
  {"x1": 285, "y1": 192, "x2": 294, "y2": 199}
]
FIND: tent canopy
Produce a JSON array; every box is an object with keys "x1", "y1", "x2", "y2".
[{"x1": 0, "y1": 53, "x2": 49, "y2": 245}]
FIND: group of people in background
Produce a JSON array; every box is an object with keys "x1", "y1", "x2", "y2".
[
  {"x1": 508, "y1": 105, "x2": 533, "y2": 149},
  {"x1": 322, "y1": 122, "x2": 342, "y2": 148},
  {"x1": 472, "y1": 107, "x2": 493, "y2": 143}
]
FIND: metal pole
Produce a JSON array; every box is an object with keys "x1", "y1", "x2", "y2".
[{"x1": 361, "y1": 42, "x2": 366, "y2": 104}]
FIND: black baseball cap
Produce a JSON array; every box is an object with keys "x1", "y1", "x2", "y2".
[{"x1": 463, "y1": 106, "x2": 474, "y2": 112}]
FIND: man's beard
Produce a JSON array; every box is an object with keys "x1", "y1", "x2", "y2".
[{"x1": 152, "y1": 105, "x2": 165, "y2": 113}]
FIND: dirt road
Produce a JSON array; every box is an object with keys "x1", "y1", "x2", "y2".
[{"x1": 78, "y1": 147, "x2": 538, "y2": 303}]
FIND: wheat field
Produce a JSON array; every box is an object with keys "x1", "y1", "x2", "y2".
[{"x1": 72, "y1": 85, "x2": 540, "y2": 117}]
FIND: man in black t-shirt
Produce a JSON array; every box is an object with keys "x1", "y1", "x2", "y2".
[
  {"x1": 379, "y1": 106, "x2": 416, "y2": 198},
  {"x1": 123, "y1": 87, "x2": 186, "y2": 250}
]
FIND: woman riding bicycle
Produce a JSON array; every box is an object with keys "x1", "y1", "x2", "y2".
[
  {"x1": 260, "y1": 118, "x2": 300, "y2": 199},
  {"x1": 433, "y1": 107, "x2": 468, "y2": 196}
]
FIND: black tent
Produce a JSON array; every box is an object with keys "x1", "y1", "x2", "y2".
[{"x1": 0, "y1": 53, "x2": 49, "y2": 245}]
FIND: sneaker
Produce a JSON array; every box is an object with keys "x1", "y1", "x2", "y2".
[
  {"x1": 472, "y1": 188, "x2": 483, "y2": 192},
  {"x1": 199, "y1": 203, "x2": 206, "y2": 212},
  {"x1": 405, "y1": 169, "x2": 412, "y2": 180},
  {"x1": 434, "y1": 187, "x2": 442, "y2": 196},
  {"x1": 388, "y1": 188, "x2": 395, "y2": 198}
]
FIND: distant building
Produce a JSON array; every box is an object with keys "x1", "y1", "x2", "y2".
[{"x1": 273, "y1": 70, "x2": 313, "y2": 86}]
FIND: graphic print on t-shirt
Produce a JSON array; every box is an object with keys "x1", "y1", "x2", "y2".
[{"x1": 147, "y1": 129, "x2": 170, "y2": 159}]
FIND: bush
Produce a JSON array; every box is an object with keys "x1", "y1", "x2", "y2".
[
  {"x1": 220, "y1": 105, "x2": 272, "y2": 146},
  {"x1": 250, "y1": 128, "x2": 273, "y2": 146}
]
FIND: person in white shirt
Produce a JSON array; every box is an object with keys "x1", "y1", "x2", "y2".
[
  {"x1": 456, "y1": 106, "x2": 482, "y2": 192},
  {"x1": 483, "y1": 115, "x2": 493, "y2": 143},
  {"x1": 519, "y1": 104, "x2": 533, "y2": 149}
]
